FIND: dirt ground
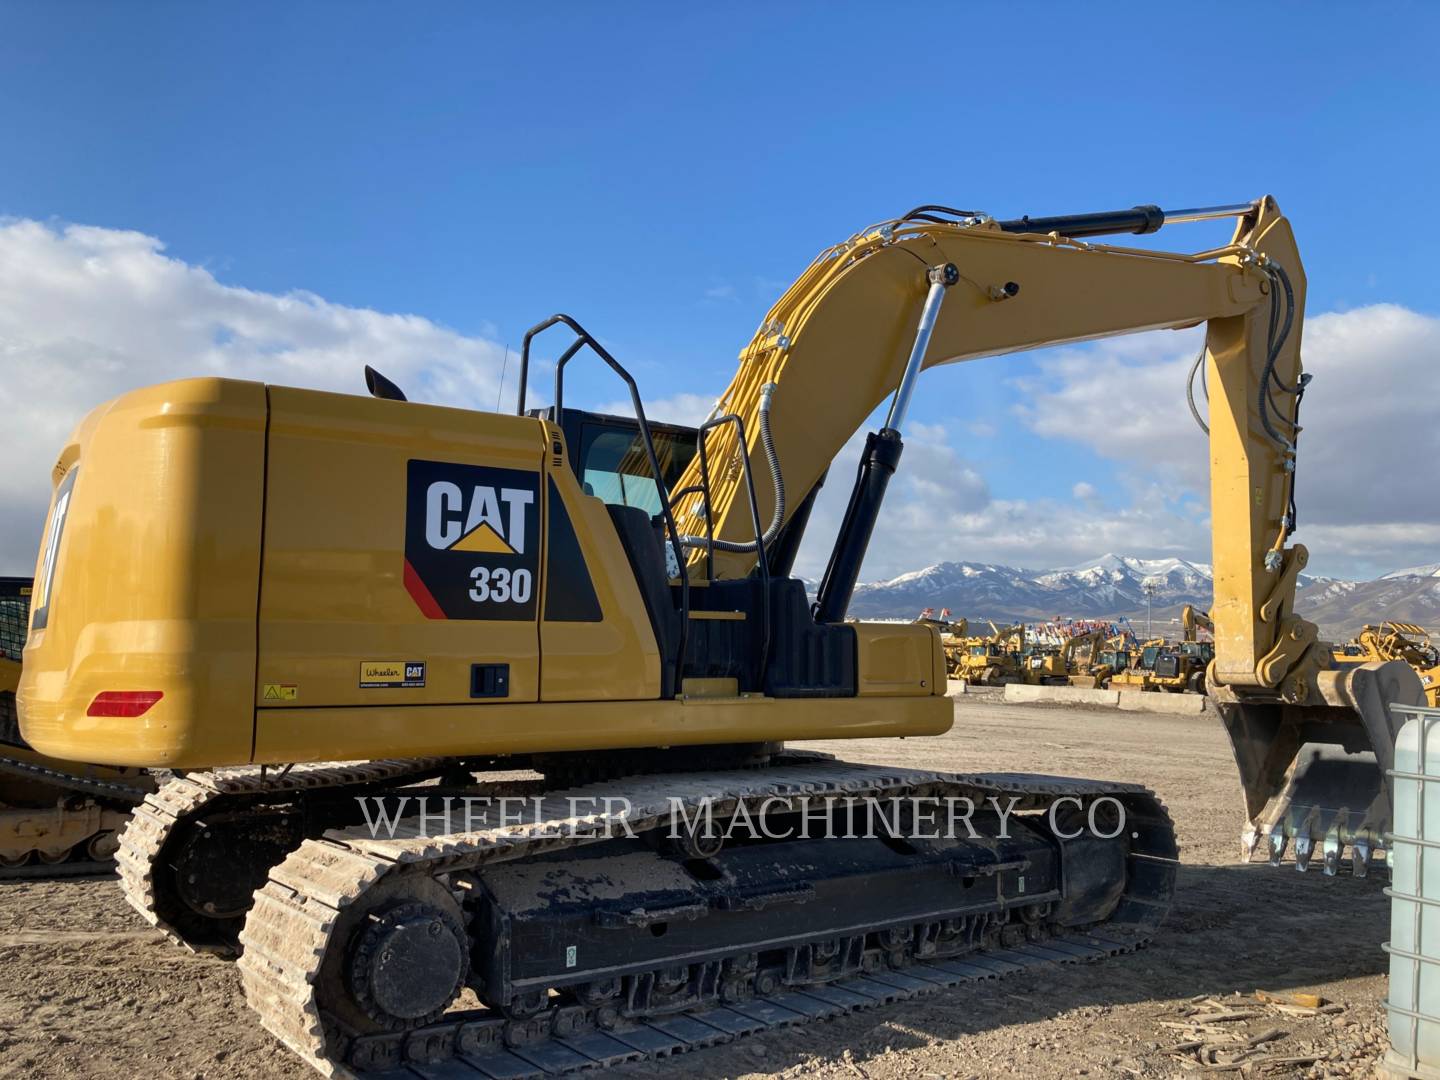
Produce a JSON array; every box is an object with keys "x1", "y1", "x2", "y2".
[{"x1": 0, "y1": 693, "x2": 1394, "y2": 1079}]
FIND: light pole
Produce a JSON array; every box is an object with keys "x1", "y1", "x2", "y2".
[{"x1": 1142, "y1": 579, "x2": 1158, "y2": 639}]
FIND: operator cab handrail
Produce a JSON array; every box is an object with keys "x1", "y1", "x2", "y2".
[{"x1": 517, "y1": 314, "x2": 690, "y2": 694}]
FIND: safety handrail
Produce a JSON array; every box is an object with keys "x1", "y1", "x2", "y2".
[
  {"x1": 695, "y1": 413, "x2": 771, "y2": 682},
  {"x1": 516, "y1": 314, "x2": 690, "y2": 694}
]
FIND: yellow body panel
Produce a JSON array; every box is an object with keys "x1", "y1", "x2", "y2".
[
  {"x1": 19, "y1": 379, "x2": 265, "y2": 767},
  {"x1": 20, "y1": 379, "x2": 949, "y2": 769},
  {"x1": 852, "y1": 622, "x2": 943, "y2": 697},
  {"x1": 253, "y1": 693, "x2": 950, "y2": 764}
]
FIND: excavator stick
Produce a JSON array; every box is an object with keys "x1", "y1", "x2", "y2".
[{"x1": 1217, "y1": 660, "x2": 1424, "y2": 875}]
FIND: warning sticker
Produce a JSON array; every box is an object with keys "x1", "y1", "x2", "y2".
[
  {"x1": 360, "y1": 661, "x2": 426, "y2": 689},
  {"x1": 262, "y1": 683, "x2": 299, "y2": 702}
]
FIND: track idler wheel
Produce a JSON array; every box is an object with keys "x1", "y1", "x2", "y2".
[
  {"x1": 349, "y1": 901, "x2": 470, "y2": 1027},
  {"x1": 318, "y1": 873, "x2": 470, "y2": 1034}
]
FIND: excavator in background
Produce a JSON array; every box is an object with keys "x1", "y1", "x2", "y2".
[
  {"x1": 0, "y1": 576, "x2": 151, "y2": 876},
  {"x1": 16, "y1": 196, "x2": 1419, "y2": 1077},
  {"x1": 1182, "y1": 604, "x2": 1213, "y2": 643},
  {"x1": 1336, "y1": 622, "x2": 1440, "y2": 708},
  {"x1": 1021, "y1": 629, "x2": 1105, "y2": 685}
]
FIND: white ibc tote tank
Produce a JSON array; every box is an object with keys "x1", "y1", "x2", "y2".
[{"x1": 1386, "y1": 704, "x2": 1440, "y2": 1078}]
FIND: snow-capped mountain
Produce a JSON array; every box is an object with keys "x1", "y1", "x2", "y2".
[
  {"x1": 843, "y1": 552, "x2": 1440, "y2": 638},
  {"x1": 847, "y1": 553, "x2": 1217, "y2": 621},
  {"x1": 1381, "y1": 563, "x2": 1440, "y2": 580},
  {"x1": 1296, "y1": 568, "x2": 1440, "y2": 636}
]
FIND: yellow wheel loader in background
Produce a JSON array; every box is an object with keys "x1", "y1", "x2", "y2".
[
  {"x1": 16, "y1": 197, "x2": 1417, "y2": 1077},
  {"x1": 0, "y1": 577, "x2": 151, "y2": 876}
]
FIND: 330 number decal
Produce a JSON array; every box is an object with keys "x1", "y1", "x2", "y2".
[{"x1": 469, "y1": 566, "x2": 532, "y2": 605}]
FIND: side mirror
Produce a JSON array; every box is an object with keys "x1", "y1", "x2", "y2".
[{"x1": 364, "y1": 365, "x2": 408, "y2": 402}]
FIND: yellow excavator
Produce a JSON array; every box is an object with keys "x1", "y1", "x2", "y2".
[
  {"x1": 1021, "y1": 629, "x2": 1105, "y2": 685},
  {"x1": 0, "y1": 576, "x2": 151, "y2": 876},
  {"x1": 1336, "y1": 622, "x2": 1440, "y2": 708},
  {"x1": 17, "y1": 196, "x2": 1418, "y2": 1077},
  {"x1": 1182, "y1": 604, "x2": 1212, "y2": 643}
]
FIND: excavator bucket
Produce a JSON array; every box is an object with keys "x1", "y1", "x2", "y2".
[{"x1": 1217, "y1": 660, "x2": 1425, "y2": 875}]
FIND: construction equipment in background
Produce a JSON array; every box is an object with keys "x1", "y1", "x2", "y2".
[
  {"x1": 1070, "y1": 636, "x2": 1134, "y2": 689},
  {"x1": 1149, "y1": 640, "x2": 1214, "y2": 694},
  {"x1": 1182, "y1": 604, "x2": 1213, "y2": 643},
  {"x1": 1109, "y1": 636, "x2": 1213, "y2": 695},
  {"x1": 915, "y1": 608, "x2": 967, "y2": 676},
  {"x1": 1335, "y1": 622, "x2": 1440, "y2": 708},
  {"x1": 0, "y1": 576, "x2": 152, "y2": 876},
  {"x1": 952, "y1": 621, "x2": 1025, "y2": 685},
  {"x1": 1111, "y1": 610, "x2": 1215, "y2": 694},
  {"x1": 1021, "y1": 629, "x2": 1105, "y2": 685},
  {"x1": 17, "y1": 196, "x2": 1414, "y2": 1077},
  {"x1": 1110, "y1": 640, "x2": 1164, "y2": 692}
]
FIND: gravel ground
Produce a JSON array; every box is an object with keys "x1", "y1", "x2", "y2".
[{"x1": 0, "y1": 693, "x2": 1396, "y2": 1079}]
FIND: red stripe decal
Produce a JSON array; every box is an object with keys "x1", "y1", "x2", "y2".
[{"x1": 403, "y1": 558, "x2": 447, "y2": 620}]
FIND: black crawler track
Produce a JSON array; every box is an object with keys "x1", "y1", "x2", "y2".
[
  {"x1": 117, "y1": 759, "x2": 448, "y2": 952},
  {"x1": 347, "y1": 928, "x2": 1145, "y2": 1079},
  {"x1": 235, "y1": 756, "x2": 1177, "y2": 1078}
]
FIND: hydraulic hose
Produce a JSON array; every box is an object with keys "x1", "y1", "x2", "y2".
[
  {"x1": 1256, "y1": 262, "x2": 1299, "y2": 452},
  {"x1": 1185, "y1": 344, "x2": 1209, "y2": 435},
  {"x1": 677, "y1": 382, "x2": 785, "y2": 554}
]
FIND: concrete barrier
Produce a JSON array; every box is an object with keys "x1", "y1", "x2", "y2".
[
  {"x1": 945, "y1": 679, "x2": 968, "y2": 697},
  {"x1": 1117, "y1": 690, "x2": 1208, "y2": 715},
  {"x1": 1002, "y1": 683, "x2": 1120, "y2": 707}
]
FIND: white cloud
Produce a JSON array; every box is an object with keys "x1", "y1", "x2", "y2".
[
  {"x1": 1012, "y1": 305, "x2": 1440, "y2": 577},
  {"x1": 0, "y1": 218, "x2": 509, "y2": 573},
  {"x1": 597, "y1": 391, "x2": 717, "y2": 428},
  {"x1": 1072, "y1": 481, "x2": 1099, "y2": 501},
  {"x1": 786, "y1": 422, "x2": 1204, "y2": 581}
]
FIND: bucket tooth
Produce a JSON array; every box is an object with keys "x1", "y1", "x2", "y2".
[
  {"x1": 1321, "y1": 833, "x2": 1341, "y2": 877},
  {"x1": 1267, "y1": 826, "x2": 1288, "y2": 866},
  {"x1": 1294, "y1": 829, "x2": 1314, "y2": 873},
  {"x1": 1241, "y1": 825, "x2": 1261, "y2": 862},
  {"x1": 1351, "y1": 839, "x2": 1373, "y2": 879}
]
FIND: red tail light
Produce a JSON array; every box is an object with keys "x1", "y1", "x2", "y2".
[{"x1": 86, "y1": 691, "x2": 164, "y2": 717}]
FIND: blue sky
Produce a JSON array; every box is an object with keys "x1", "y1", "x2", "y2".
[{"x1": 1, "y1": 4, "x2": 1437, "y2": 581}]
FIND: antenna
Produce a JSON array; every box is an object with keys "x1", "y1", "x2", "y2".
[{"x1": 496, "y1": 344, "x2": 510, "y2": 412}]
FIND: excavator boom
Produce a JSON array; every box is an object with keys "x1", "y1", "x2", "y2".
[{"x1": 671, "y1": 196, "x2": 1421, "y2": 871}]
